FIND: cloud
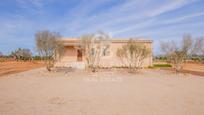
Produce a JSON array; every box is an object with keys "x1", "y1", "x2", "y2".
[
  {"x1": 104, "y1": 0, "x2": 199, "y2": 36},
  {"x1": 144, "y1": 0, "x2": 197, "y2": 17},
  {"x1": 61, "y1": 0, "x2": 150, "y2": 36},
  {"x1": 111, "y1": 10, "x2": 204, "y2": 36},
  {"x1": 0, "y1": 0, "x2": 204, "y2": 54},
  {"x1": 60, "y1": 0, "x2": 198, "y2": 37},
  {"x1": 161, "y1": 12, "x2": 204, "y2": 24}
]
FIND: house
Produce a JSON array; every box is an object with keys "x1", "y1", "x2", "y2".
[{"x1": 55, "y1": 38, "x2": 153, "y2": 69}]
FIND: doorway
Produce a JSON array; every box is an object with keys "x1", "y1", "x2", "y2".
[{"x1": 77, "y1": 49, "x2": 83, "y2": 61}]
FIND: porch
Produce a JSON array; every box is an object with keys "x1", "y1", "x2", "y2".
[{"x1": 55, "y1": 45, "x2": 85, "y2": 69}]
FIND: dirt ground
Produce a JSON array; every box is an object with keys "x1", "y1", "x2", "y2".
[
  {"x1": 1, "y1": 60, "x2": 203, "y2": 77},
  {"x1": 154, "y1": 61, "x2": 204, "y2": 76},
  {"x1": 0, "y1": 61, "x2": 44, "y2": 76},
  {"x1": 183, "y1": 62, "x2": 204, "y2": 72},
  {"x1": 181, "y1": 62, "x2": 204, "y2": 76},
  {"x1": 0, "y1": 68, "x2": 204, "y2": 115}
]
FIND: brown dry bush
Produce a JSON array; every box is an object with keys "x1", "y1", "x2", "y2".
[
  {"x1": 116, "y1": 39, "x2": 151, "y2": 72},
  {"x1": 35, "y1": 30, "x2": 64, "y2": 71}
]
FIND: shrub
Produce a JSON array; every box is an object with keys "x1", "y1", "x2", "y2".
[
  {"x1": 35, "y1": 30, "x2": 64, "y2": 71},
  {"x1": 32, "y1": 56, "x2": 42, "y2": 60},
  {"x1": 153, "y1": 64, "x2": 172, "y2": 68},
  {"x1": 116, "y1": 39, "x2": 151, "y2": 72},
  {"x1": 11, "y1": 48, "x2": 32, "y2": 61},
  {"x1": 148, "y1": 66, "x2": 154, "y2": 69},
  {"x1": 80, "y1": 31, "x2": 110, "y2": 72},
  {"x1": 160, "y1": 35, "x2": 192, "y2": 72}
]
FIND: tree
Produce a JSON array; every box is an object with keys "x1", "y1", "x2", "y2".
[
  {"x1": 160, "y1": 35, "x2": 193, "y2": 73},
  {"x1": 35, "y1": 30, "x2": 64, "y2": 71},
  {"x1": 0, "y1": 51, "x2": 3, "y2": 57},
  {"x1": 192, "y1": 37, "x2": 204, "y2": 56},
  {"x1": 11, "y1": 48, "x2": 32, "y2": 61},
  {"x1": 116, "y1": 39, "x2": 151, "y2": 72},
  {"x1": 80, "y1": 31, "x2": 110, "y2": 72}
]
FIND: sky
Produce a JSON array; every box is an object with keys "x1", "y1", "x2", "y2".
[{"x1": 0, "y1": 0, "x2": 204, "y2": 55}]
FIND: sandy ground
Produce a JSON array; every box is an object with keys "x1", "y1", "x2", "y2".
[
  {"x1": 0, "y1": 68, "x2": 204, "y2": 115},
  {"x1": 0, "y1": 61, "x2": 44, "y2": 76},
  {"x1": 154, "y1": 61, "x2": 204, "y2": 76},
  {"x1": 183, "y1": 62, "x2": 204, "y2": 72}
]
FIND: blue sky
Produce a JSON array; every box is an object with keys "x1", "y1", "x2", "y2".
[{"x1": 0, "y1": 0, "x2": 204, "y2": 55}]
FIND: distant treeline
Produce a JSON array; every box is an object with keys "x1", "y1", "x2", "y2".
[{"x1": 0, "y1": 49, "x2": 51, "y2": 61}]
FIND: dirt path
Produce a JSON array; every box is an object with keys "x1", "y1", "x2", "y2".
[{"x1": 0, "y1": 69, "x2": 204, "y2": 115}]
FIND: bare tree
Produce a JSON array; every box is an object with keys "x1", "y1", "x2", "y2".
[
  {"x1": 0, "y1": 51, "x2": 3, "y2": 57},
  {"x1": 35, "y1": 30, "x2": 64, "y2": 71},
  {"x1": 160, "y1": 35, "x2": 193, "y2": 72},
  {"x1": 200, "y1": 38, "x2": 204, "y2": 56},
  {"x1": 116, "y1": 39, "x2": 151, "y2": 72},
  {"x1": 116, "y1": 47, "x2": 127, "y2": 67},
  {"x1": 11, "y1": 48, "x2": 32, "y2": 61},
  {"x1": 192, "y1": 37, "x2": 204, "y2": 56},
  {"x1": 80, "y1": 31, "x2": 110, "y2": 72}
]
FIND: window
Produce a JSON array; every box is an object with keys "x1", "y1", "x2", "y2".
[{"x1": 102, "y1": 45, "x2": 110, "y2": 56}]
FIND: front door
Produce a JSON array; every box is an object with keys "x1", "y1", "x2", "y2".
[{"x1": 77, "y1": 49, "x2": 82, "y2": 61}]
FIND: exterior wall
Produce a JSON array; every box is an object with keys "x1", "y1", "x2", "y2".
[
  {"x1": 63, "y1": 46, "x2": 77, "y2": 61},
  {"x1": 99, "y1": 42, "x2": 152, "y2": 67},
  {"x1": 58, "y1": 39, "x2": 153, "y2": 68}
]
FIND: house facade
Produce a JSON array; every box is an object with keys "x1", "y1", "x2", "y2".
[{"x1": 55, "y1": 38, "x2": 153, "y2": 69}]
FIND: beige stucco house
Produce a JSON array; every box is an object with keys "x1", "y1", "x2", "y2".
[{"x1": 55, "y1": 38, "x2": 153, "y2": 69}]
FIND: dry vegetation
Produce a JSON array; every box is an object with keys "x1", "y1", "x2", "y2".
[
  {"x1": 117, "y1": 39, "x2": 150, "y2": 72},
  {"x1": 35, "y1": 30, "x2": 64, "y2": 71},
  {"x1": 160, "y1": 35, "x2": 204, "y2": 73},
  {"x1": 80, "y1": 31, "x2": 110, "y2": 72},
  {"x1": 153, "y1": 60, "x2": 204, "y2": 76}
]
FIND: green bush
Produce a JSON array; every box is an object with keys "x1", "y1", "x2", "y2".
[
  {"x1": 32, "y1": 56, "x2": 42, "y2": 60},
  {"x1": 153, "y1": 64, "x2": 172, "y2": 68},
  {"x1": 148, "y1": 66, "x2": 154, "y2": 69},
  {"x1": 191, "y1": 57, "x2": 200, "y2": 61}
]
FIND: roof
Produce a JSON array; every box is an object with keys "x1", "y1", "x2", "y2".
[
  {"x1": 110, "y1": 39, "x2": 153, "y2": 43},
  {"x1": 61, "y1": 38, "x2": 153, "y2": 43}
]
